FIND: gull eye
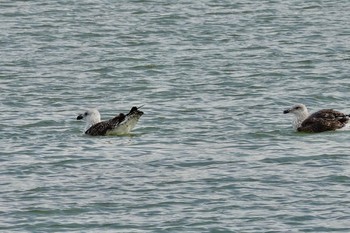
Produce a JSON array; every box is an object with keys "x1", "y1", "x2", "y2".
[
  {"x1": 295, "y1": 106, "x2": 300, "y2": 110},
  {"x1": 84, "y1": 112, "x2": 88, "y2": 116}
]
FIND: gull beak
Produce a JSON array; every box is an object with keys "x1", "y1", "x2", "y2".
[
  {"x1": 283, "y1": 109, "x2": 291, "y2": 114},
  {"x1": 77, "y1": 114, "x2": 83, "y2": 120}
]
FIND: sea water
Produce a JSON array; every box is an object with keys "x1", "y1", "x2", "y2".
[{"x1": 1, "y1": 0, "x2": 350, "y2": 232}]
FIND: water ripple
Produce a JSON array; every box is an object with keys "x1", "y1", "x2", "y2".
[{"x1": 1, "y1": 0, "x2": 350, "y2": 232}]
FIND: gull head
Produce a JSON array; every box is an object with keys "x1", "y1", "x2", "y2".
[
  {"x1": 283, "y1": 104, "x2": 309, "y2": 130},
  {"x1": 283, "y1": 104, "x2": 308, "y2": 117},
  {"x1": 77, "y1": 109, "x2": 101, "y2": 131}
]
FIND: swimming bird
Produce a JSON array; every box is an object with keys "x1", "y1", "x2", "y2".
[
  {"x1": 283, "y1": 103, "x2": 350, "y2": 133},
  {"x1": 77, "y1": 106, "x2": 144, "y2": 136}
]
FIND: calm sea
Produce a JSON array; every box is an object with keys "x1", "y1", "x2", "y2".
[{"x1": 1, "y1": 0, "x2": 350, "y2": 232}]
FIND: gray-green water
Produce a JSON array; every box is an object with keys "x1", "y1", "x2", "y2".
[{"x1": 1, "y1": 0, "x2": 350, "y2": 232}]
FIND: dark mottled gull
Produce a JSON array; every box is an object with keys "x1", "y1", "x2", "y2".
[
  {"x1": 283, "y1": 104, "x2": 350, "y2": 133},
  {"x1": 77, "y1": 106, "x2": 144, "y2": 136}
]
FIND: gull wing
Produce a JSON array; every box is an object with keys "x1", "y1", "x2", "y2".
[
  {"x1": 85, "y1": 113, "x2": 125, "y2": 136},
  {"x1": 298, "y1": 109, "x2": 349, "y2": 133}
]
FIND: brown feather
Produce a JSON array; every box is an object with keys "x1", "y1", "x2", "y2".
[
  {"x1": 298, "y1": 109, "x2": 349, "y2": 133},
  {"x1": 85, "y1": 113, "x2": 125, "y2": 136}
]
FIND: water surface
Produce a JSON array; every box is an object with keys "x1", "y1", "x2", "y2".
[{"x1": 1, "y1": 0, "x2": 350, "y2": 232}]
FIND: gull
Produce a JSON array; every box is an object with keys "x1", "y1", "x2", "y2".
[
  {"x1": 283, "y1": 103, "x2": 350, "y2": 133},
  {"x1": 77, "y1": 106, "x2": 144, "y2": 136}
]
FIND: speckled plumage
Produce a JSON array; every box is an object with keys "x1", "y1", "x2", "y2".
[
  {"x1": 297, "y1": 109, "x2": 349, "y2": 133},
  {"x1": 85, "y1": 113, "x2": 126, "y2": 136}
]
